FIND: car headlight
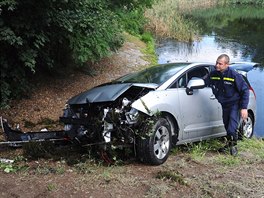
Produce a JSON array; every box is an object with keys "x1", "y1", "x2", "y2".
[{"x1": 125, "y1": 108, "x2": 139, "y2": 124}]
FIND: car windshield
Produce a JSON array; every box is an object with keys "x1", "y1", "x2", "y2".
[{"x1": 114, "y1": 63, "x2": 188, "y2": 85}]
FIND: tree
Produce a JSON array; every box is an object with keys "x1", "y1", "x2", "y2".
[{"x1": 1, "y1": 0, "x2": 154, "y2": 107}]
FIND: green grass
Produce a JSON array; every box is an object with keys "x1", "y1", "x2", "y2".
[
  {"x1": 208, "y1": 138, "x2": 264, "y2": 166},
  {"x1": 73, "y1": 158, "x2": 103, "y2": 174},
  {"x1": 213, "y1": 155, "x2": 242, "y2": 166},
  {"x1": 123, "y1": 32, "x2": 157, "y2": 66},
  {"x1": 34, "y1": 164, "x2": 65, "y2": 175},
  {"x1": 47, "y1": 183, "x2": 57, "y2": 191},
  {"x1": 156, "y1": 170, "x2": 188, "y2": 185},
  {"x1": 140, "y1": 32, "x2": 158, "y2": 65},
  {"x1": 189, "y1": 5, "x2": 264, "y2": 22},
  {"x1": 172, "y1": 138, "x2": 264, "y2": 166},
  {"x1": 238, "y1": 138, "x2": 264, "y2": 160},
  {"x1": 0, "y1": 155, "x2": 29, "y2": 173},
  {"x1": 144, "y1": 183, "x2": 172, "y2": 198},
  {"x1": 172, "y1": 139, "x2": 222, "y2": 161}
]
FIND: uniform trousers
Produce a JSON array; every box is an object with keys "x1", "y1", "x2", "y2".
[{"x1": 222, "y1": 103, "x2": 240, "y2": 141}]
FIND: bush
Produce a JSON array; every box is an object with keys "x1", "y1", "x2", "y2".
[{"x1": 117, "y1": 9, "x2": 147, "y2": 36}]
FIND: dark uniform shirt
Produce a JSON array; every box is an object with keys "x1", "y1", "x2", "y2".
[{"x1": 209, "y1": 67, "x2": 249, "y2": 109}]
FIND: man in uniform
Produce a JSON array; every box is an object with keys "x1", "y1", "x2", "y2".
[{"x1": 209, "y1": 54, "x2": 249, "y2": 156}]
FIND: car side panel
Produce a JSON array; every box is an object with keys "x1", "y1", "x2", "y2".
[
  {"x1": 131, "y1": 87, "x2": 224, "y2": 141},
  {"x1": 177, "y1": 87, "x2": 224, "y2": 140},
  {"x1": 248, "y1": 90, "x2": 257, "y2": 122}
]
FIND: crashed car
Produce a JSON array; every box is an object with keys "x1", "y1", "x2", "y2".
[{"x1": 2, "y1": 62, "x2": 257, "y2": 165}]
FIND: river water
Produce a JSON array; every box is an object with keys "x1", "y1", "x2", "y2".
[{"x1": 155, "y1": 5, "x2": 264, "y2": 137}]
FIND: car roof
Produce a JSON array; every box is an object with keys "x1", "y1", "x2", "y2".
[{"x1": 230, "y1": 62, "x2": 259, "y2": 72}]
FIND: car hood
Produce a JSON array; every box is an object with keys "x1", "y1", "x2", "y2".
[{"x1": 67, "y1": 83, "x2": 157, "y2": 104}]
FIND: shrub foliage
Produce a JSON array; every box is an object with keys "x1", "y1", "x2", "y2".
[{"x1": 0, "y1": 0, "x2": 153, "y2": 107}]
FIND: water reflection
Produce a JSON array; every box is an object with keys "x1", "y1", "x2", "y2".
[{"x1": 156, "y1": 35, "x2": 252, "y2": 64}]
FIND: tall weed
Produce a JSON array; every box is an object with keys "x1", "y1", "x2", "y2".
[{"x1": 144, "y1": 0, "x2": 201, "y2": 41}]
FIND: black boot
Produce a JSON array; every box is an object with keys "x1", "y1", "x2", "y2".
[
  {"x1": 230, "y1": 131, "x2": 238, "y2": 156},
  {"x1": 229, "y1": 140, "x2": 238, "y2": 156},
  {"x1": 218, "y1": 135, "x2": 238, "y2": 156},
  {"x1": 218, "y1": 135, "x2": 232, "y2": 153}
]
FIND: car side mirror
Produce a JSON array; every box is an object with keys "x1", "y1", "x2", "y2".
[{"x1": 186, "y1": 77, "x2": 205, "y2": 95}]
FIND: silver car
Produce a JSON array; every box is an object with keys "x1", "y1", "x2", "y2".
[{"x1": 61, "y1": 62, "x2": 257, "y2": 165}]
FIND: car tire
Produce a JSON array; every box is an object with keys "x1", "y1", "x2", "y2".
[
  {"x1": 238, "y1": 112, "x2": 254, "y2": 139},
  {"x1": 136, "y1": 117, "x2": 172, "y2": 165}
]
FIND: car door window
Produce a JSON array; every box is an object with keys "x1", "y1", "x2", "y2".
[
  {"x1": 187, "y1": 67, "x2": 209, "y2": 84},
  {"x1": 168, "y1": 66, "x2": 210, "y2": 89},
  {"x1": 177, "y1": 73, "x2": 187, "y2": 88}
]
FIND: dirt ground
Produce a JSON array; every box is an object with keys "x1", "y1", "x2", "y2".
[{"x1": 0, "y1": 37, "x2": 264, "y2": 198}]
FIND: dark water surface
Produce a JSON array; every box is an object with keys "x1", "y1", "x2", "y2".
[{"x1": 155, "y1": 5, "x2": 264, "y2": 137}]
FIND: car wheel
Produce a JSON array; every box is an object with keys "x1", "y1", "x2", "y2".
[
  {"x1": 136, "y1": 117, "x2": 172, "y2": 165},
  {"x1": 238, "y1": 113, "x2": 254, "y2": 139}
]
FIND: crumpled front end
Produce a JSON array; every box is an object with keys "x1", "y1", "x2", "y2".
[{"x1": 59, "y1": 85, "x2": 155, "y2": 146}]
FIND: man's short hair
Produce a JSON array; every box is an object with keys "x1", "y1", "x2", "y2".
[{"x1": 217, "y1": 54, "x2": 230, "y2": 64}]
